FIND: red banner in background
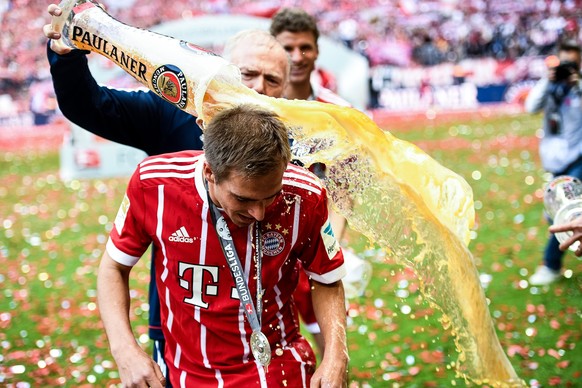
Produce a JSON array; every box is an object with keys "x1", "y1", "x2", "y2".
[{"x1": 0, "y1": 123, "x2": 68, "y2": 152}]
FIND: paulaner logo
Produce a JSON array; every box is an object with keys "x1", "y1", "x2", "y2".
[
  {"x1": 71, "y1": 26, "x2": 147, "y2": 82},
  {"x1": 151, "y1": 65, "x2": 188, "y2": 109}
]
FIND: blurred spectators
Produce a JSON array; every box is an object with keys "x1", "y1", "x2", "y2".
[
  {"x1": 412, "y1": 33, "x2": 443, "y2": 66},
  {"x1": 1, "y1": 0, "x2": 581, "y2": 124}
]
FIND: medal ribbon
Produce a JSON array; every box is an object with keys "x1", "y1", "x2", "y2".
[{"x1": 206, "y1": 185, "x2": 263, "y2": 332}]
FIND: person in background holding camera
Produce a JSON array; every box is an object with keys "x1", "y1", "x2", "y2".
[{"x1": 525, "y1": 40, "x2": 582, "y2": 285}]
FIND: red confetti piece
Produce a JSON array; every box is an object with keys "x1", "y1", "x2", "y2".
[
  {"x1": 547, "y1": 349, "x2": 561, "y2": 359},
  {"x1": 507, "y1": 344, "x2": 528, "y2": 357},
  {"x1": 408, "y1": 366, "x2": 421, "y2": 376},
  {"x1": 548, "y1": 376, "x2": 562, "y2": 386},
  {"x1": 383, "y1": 372, "x2": 402, "y2": 381},
  {"x1": 419, "y1": 350, "x2": 445, "y2": 364}
]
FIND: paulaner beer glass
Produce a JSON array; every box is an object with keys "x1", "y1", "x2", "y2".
[
  {"x1": 543, "y1": 175, "x2": 582, "y2": 251},
  {"x1": 51, "y1": 0, "x2": 248, "y2": 123}
]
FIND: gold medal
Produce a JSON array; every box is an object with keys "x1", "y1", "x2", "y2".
[{"x1": 250, "y1": 331, "x2": 271, "y2": 366}]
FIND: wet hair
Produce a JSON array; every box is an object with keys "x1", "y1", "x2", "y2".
[
  {"x1": 270, "y1": 8, "x2": 320, "y2": 43},
  {"x1": 203, "y1": 104, "x2": 291, "y2": 182}
]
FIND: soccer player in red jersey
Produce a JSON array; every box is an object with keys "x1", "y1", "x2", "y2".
[
  {"x1": 270, "y1": 8, "x2": 367, "y2": 354},
  {"x1": 97, "y1": 104, "x2": 348, "y2": 387}
]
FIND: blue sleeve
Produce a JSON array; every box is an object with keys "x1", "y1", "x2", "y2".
[{"x1": 47, "y1": 43, "x2": 203, "y2": 155}]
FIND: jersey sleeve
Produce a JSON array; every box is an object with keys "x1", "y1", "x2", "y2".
[
  {"x1": 299, "y1": 187, "x2": 346, "y2": 284},
  {"x1": 106, "y1": 168, "x2": 151, "y2": 266}
]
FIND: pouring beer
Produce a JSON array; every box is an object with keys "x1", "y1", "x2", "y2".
[{"x1": 51, "y1": 1, "x2": 526, "y2": 386}]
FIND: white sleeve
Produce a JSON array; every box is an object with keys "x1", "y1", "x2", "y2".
[
  {"x1": 524, "y1": 78, "x2": 550, "y2": 113},
  {"x1": 106, "y1": 238, "x2": 141, "y2": 267}
]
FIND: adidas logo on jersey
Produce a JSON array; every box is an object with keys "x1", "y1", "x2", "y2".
[{"x1": 169, "y1": 226, "x2": 194, "y2": 243}]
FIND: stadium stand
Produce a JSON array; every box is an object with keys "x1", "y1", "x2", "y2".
[{"x1": 0, "y1": 0, "x2": 581, "y2": 124}]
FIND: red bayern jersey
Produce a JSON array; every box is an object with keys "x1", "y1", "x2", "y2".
[
  {"x1": 106, "y1": 150, "x2": 345, "y2": 386},
  {"x1": 311, "y1": 81, "x2": 351, "y2": 107},
  {"x1": 292, "y1": 81, "x2": 352, "y2": 333}
]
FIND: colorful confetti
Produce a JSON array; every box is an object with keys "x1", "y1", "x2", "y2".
[{"x1": 2, "y1": 113, "x2": 581, "y2": 386}]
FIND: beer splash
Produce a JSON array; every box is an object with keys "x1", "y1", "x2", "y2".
[{"x1": 52, "y1": 1, "x2": 526, "y2": 386}]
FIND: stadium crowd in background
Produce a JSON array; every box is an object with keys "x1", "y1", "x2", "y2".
[{"x1": 1, "y1": 0, "x2": 582, "y2": 125}]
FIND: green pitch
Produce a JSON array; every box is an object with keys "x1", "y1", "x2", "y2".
[{"x1": 1, "y1": 112, "x2": 580, "y2": 386}]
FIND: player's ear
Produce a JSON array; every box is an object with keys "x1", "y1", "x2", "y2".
[
  {"x1": 203, "y1": 162, "x2": 216, "y2": 184},
  {"x1": 196, "y1": 117, "x2": 205, "y2": 130}
]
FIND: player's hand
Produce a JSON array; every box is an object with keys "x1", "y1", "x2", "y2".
[
  {"x1": 113, "y1": 345, "x2": 166, "y2": 387},
  {"x1": 310, "y1": 355, "x2": 347, "y2": 388},
  {"x1": 43, "y1": 4, "x2": 73, "y2": 55}
]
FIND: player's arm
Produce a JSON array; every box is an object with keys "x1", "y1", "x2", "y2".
[
  {"x1": 310, "y1": 279, "x2": 348, "y2": 388},
  {"x1": 97, "y1": 250, "x2": 166, "y2": 387},
  {"x1": 300, "y1": 187, "x2": 348, "y2": 387}
]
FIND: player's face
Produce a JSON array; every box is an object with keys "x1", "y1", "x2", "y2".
[
  {"x1": 229, "y1": 41, "x2": 289, "y2": 98},
  {"x1": 275, "y1": 31, "x2": 318, "y2": 86},
  {"x1": 205, "y1": 164, "x2": 285, "y2": 227}
]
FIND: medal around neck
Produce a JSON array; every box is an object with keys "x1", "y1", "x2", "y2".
[
  {"x1": 205, "y1": 194, "x2": 269, "y2": 366},
  {"x1": 250, "y1": 331, "x2": 271, "y2": 366}
]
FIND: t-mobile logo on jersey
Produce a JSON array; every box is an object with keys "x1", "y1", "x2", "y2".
[
  {"x1": 179, "y1": 263, "x2": 219, "y2": 309},
  {"x1": 178, "y1": 262, "x2": 248, "y2": 309}
]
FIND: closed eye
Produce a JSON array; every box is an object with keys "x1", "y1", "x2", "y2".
[
  {"x1": 240, "y1": 71, "x2": 257, "y2": 80},
  {"x1": 265, "y1": 76, "x2": 282, "y2": 86},
  {"x1": 235, "y1": 190, "x2": 282, "y2": 203}
]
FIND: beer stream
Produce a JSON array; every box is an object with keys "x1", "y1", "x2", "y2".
[{"x1": 53, "y1": 1, "x2": 526, "y2": 385}]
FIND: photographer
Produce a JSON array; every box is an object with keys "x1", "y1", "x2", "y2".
[{"x1": 525, "y1": 40, "x2": 582, "y2": 285}]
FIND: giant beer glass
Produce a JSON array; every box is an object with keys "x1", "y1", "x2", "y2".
[
  {"x1": 52, "y1": 1, "x2": 526, "y2": 386},
  {"x1": 544, "y1": 175, "x2": 582, "y2": 251}
]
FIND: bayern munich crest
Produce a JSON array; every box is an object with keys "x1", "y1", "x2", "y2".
[
  {"x1": 261, "y1": 231, "x2": 285, "y2": 256},
  {"x1": 151, "y1": 64, "x2": 188, "y2": 109}
]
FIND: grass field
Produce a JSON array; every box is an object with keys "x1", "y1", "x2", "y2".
[{"x1": 1, "y1": 112, "x2": 581, "y2": 387}]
